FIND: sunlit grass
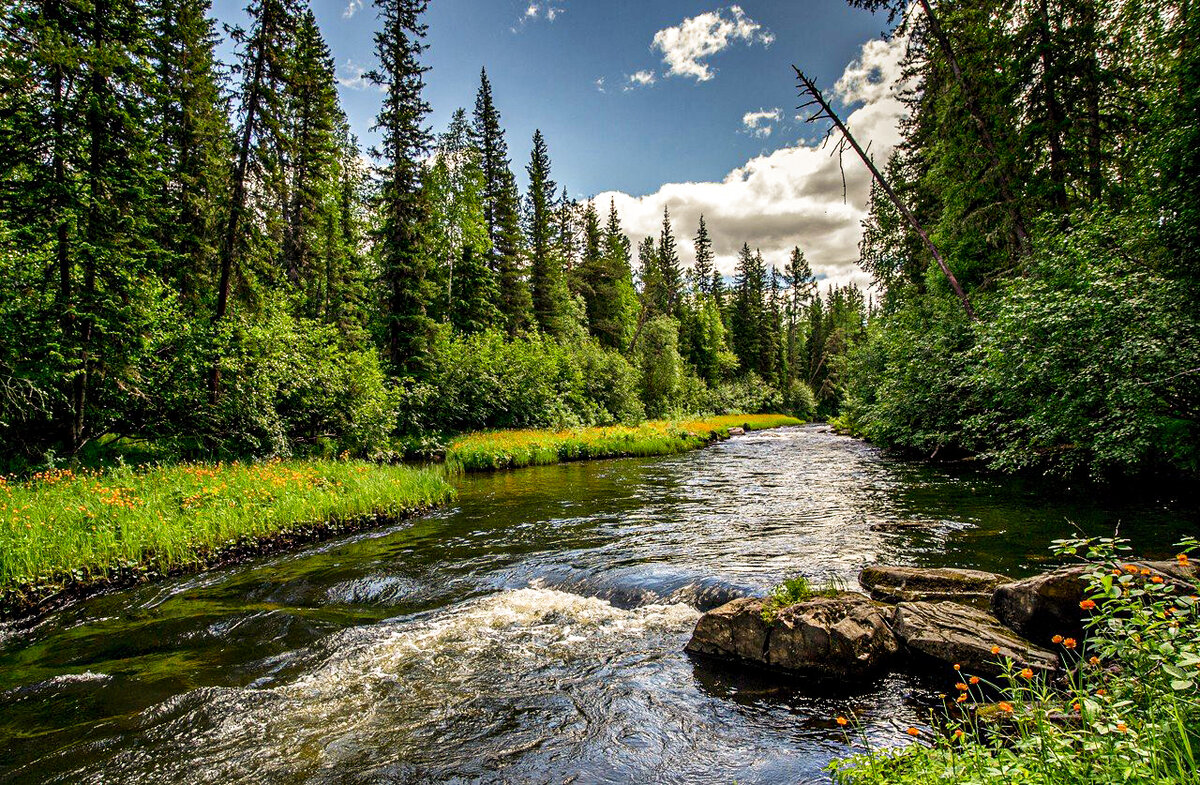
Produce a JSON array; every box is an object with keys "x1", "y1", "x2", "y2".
[
  {"x1": 0, "y1": 460, "x2": 454, "y2": 596},
  {"x1": 446, "y1": 413, "x2": 803, "y2": 471}
]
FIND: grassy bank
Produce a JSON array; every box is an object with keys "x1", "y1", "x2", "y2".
[
  {"x1": 0, "y1": 460, "x2": 454, "y2": 615},
  {"x1": 445, "y1": 413, "x2": 803, "y2": 471},
  {"x1": 830, "y1": 537, "x2": 1200, "y2": 785}
]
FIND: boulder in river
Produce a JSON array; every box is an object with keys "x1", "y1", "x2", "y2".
[
  {"x1": 727, "y1": 426, "x2": 746, "y2": 436},
  {"x1": 685, "y1": 592, "x2": 899, "y2": 679},
  {"x1": 859, "y1": 565, "x2": 1011, "y2": 606},
  {"x1": 891, "y1": 600, "x2": 1058, "y2": 678},
  {"x1": 992, "y1": 560, "x2": 1199, "y2": 645}
]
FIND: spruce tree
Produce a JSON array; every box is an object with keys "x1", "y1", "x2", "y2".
[
  {"x1": 656, "y1": 207, "x2": 684, "y2": 315},
  {"x1": 731, "y1": 243, "x2": 766, "y2": 376},
  {"x1": 149, "y1": 0, "x2": 229, "y2": 305},
  {"x1": 638, "y1": 235, "x2": 665, "y2": 318},
  {"x1": 603, "y1": 199, "x2": 639, "y2": 350},
  {"x1": 692, "y1": 215, "x2": 715, "y2": 297},
  {"x1": 472, "y1": 69, "x2": 530, "y2": 334},
  {"x1": 283, "y1": 9, "x2": 344, "y2": 310},
  {"x1": 525, "y1": 129, "x2": 562, "y2": 335},
  {"x1": 370, "y1": 0, "x2": 433, "y2": 374}
]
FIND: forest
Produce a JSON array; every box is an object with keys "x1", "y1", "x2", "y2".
[
  {"x1": 1, "y1": 0, "x2": 1197, "y2": 481},
  {"x1": 0, "y1": 0, "x2": 862, "y2": 474}
]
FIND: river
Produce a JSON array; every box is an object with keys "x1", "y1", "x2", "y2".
[{"x1": 1, "y1": 425, "x2": 1195, "y2": 783}]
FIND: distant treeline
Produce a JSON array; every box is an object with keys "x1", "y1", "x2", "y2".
[
  {"x1": 837, "y1": 0, "x2": 1200, "y2": 478},
  {"x1": 0, "y1": 0, "x2": 861, "y2": 470}
]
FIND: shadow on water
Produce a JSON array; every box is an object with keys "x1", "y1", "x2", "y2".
[{"x1": 0, "y1": 425, "x2": 1196, "y2": 783}]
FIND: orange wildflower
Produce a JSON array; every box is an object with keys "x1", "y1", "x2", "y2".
[
  {"x1": 836, "y1": 716, "x2": 848, "y2": 726},
  {"x1": 953, "y1": 729, "x2": 964, "y2": 740},
  {"x1": 991, "y1": 645, "x2": 1001, "y2": 655},
  {"x1": 1088, "y1": 656, "x2": 1101, "y2": 665},
  {"x1": 1072, "y1": 703, "x2": 1081, "y2": 712},
  {"x1": 1019, "y1": 668, "x2": 1034, "y2": 679},
  {"x1": 969, "y1": 676, "x2": 981, "y2": 685},
  {"x1": 906, "y1": 727, "x2": 920, "y2": 737},
  {"x1": 1097, "y1": 689, "x2": 1107, "y2": 696},
  {"x1": 998, "y1": 702, "x2": 1014, "y2": 713},
  {"x1": 1124, "y1": 564, "x2": 1139, "y2": 573},
  {"x1": 1052, "y1": 635, "x2": 1064, "y2": 644},
  {"x1": 1079, "y1": 600, "x2": 1096, "y2": 610},
  {"x1": 953, "y1": 663, "x2": 961, "y2": 671},
  {"x1": 1063, "y1": 638, "x2": 1077, "y2": 649},
  {"x1": 956, "y1": 694, "x2": 968, "y2": 703},
  {"x1": 1178, "y1": 554, "x2": 1190, "y2": 565},
  {"x1": 1117, "y1": 723, "x2": 1128, "y2": 733},
  {"x1": 956, "y1": 682, "x2": 969, "y2": 691},
  {"x1": 1151, "y1": 576, "x2": 1163, "y2": 584}
]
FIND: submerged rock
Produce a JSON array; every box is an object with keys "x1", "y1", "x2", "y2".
[
  {"x1": 992, "y1": 561, "x2": 1199, "y2": 645},
  {"x1": 859, "y1": 565, "x2": 1011, "y2": 605},
  {"x1": 685, "y1": 592, "x2": 899, "y2": 679},
  {"x1": 891, "y1": 600, "x2": 1058, "y2": 678}
]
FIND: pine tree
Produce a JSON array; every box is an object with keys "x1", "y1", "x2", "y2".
[
  {"x1": 656, "y1": 207, "x2": 684, "y2": 315},
  {"x1": 472, "y1": 68, "x2": 530, "y2": 334},
  {"x1": 638, "y1": 235, "x2": 665, "y2": 318},
  {"x1": 731, "y1": 243, "x2": 766, "y2": 376},
  {"x1": 692, "y1": 214, "x2": 715, "y2": 297},
  {"x1": 603, "y1": 199, "x2": 639, "y2": 350},
  {"x1": 370, "y1": 0, "x2": 433, "y2": 374},
  {"x1": 149, "y1": 0, "x2": 229, "y2": 305},
  {"x1": 525, "y1": 129, "x2": 563, "y2": 335}
]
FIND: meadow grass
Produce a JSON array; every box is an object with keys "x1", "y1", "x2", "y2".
[
  {"x1": 0, "y1": 460, "x2": 454, "y2": 602},
  {"x1": 445, "y1": 413, "x2": 803, "y2": 471}
]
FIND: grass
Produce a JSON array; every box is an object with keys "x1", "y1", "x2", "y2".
[
  {"x1": 829, "y1": 536, "x2": 1200, "y2": 785},
  {"x1": 0, "y1": 459, "x2": 455, "y2": 607},
  {"x1": 445, "y1": 413, "x2": 803, "y2": 471},
  {"x1": 760, "y1": 575, "x2": 847, "y2": 623}
]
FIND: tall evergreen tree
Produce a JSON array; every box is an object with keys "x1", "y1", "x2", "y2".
[
  {"x1": 369, "y1": 0, "x2": 433, "y2": 374},
  {"x1": 471, "y1": 68, "x2": 529, "y2": 334},
  {"x1": 283, "y1": 9, "x2": 344, "y2": 313},
  {"x1": 731, "y1": 243, "x2": 766, "y2": 376},
  {"x1": 525, "y1": 129, "x2": 562, "y2": 335},
  {"x1": 656, "y1": 207, "x2": 684, "y2": 315},
  {"x1": 692, "y1": 214, "x2": 715, "y2": 297},
  {"x1": 149, "y1": 0, "x2": 229, "y2": 305}
]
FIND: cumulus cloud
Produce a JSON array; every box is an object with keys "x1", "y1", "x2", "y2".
[
  {"x1": 343, "y1": 0, "x2": 363, "y2": 19},
  {"x1": 595, "y1": 77, "x2": 607, "y2": 93},
  {"x1": 651, "y1": 5, "x2": 774, "y2": 82},
  {"x1": 518, "y1": 2, "x2": 564, "y2": 24},
  {"x1": 625, "y1": 69, "x2": 657, "y2": 90},
  {"x1": 742, "y1": 108, "x2": 781, "y2": 138},
  {"x1": 596, "y1": 35, "x2": 911, "y2": 292}
]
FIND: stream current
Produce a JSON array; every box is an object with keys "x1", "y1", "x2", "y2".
[{"x1": 1, "y1": 425, "x2": 1196, "y2": 783}]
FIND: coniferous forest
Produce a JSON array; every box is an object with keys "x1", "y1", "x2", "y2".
[
  {"x1": 0, "y1": 0, "x2": 1197, "y2": 482},
  {"x1": 0, "y1": 0, "x2": 856, "y2": 471}
]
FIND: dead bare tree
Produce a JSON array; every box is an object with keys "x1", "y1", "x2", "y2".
[{"x1": 794, "y1": 66, "x2": 977, "y2": 321}]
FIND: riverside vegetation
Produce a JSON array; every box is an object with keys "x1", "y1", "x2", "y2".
[{"x1": 830, "y1": 538, "x2": 1200, "y2": 784}]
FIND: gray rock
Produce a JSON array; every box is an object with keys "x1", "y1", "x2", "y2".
[
  {"x1": 766, "y1": 593, "x2": 900, "y2": 678},
  {"x1": 684, "y1": 597, "x2": 771, "y2": 662},
  {"x1": 860, "y1": 565, "x2": 1012, "y2": 605},
  {"x1": 892, "y1": 601, "x2": 1058, "y2": 678},
  {"x1": 685, "y1": 592, "x2": 899, "y2": 679}
]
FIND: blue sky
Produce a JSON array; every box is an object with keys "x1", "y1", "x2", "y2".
[{"x1": 211, "y1": 1, "x2": 906, "y2": 286}]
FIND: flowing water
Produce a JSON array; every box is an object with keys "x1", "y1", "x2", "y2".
[{"x1": 1, "y1": 426, "x2": 1196, "y2": 784}]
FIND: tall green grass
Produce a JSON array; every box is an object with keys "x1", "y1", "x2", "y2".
[
  {"x1": 445, "y1": 413, "x2": 803, "y2": 471},
  {"x1": 0, "y1": 460, "x2": 454, "y2": 597}
]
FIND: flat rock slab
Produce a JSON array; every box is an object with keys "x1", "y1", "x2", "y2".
[
  {"x1": 991, "y1": 561, "x2": 1198, "y2": 645},
  {"x1": 892, "y1": 601, "x2": 1058, "y2": 678},
  {"x1": 860, "y1": 565, "x2": 1012, "y2": 605},
  {"x1": 685, "y1": 592, "x2": 899, "y2": 679}
]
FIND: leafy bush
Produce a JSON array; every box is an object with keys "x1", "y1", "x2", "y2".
[
  {"x1": 760, "y1": 574, "x2": 846, "y2": 623},
  {"x1": 830, "y1": 536, "x2": 1200, "y2": 784}
]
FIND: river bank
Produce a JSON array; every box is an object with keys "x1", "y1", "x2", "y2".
[{"x1": 0, "y1": 414, "x2": 799, "y2": 622}]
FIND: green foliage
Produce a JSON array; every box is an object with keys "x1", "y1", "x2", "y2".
[
  {"x1": 396, "y1": 328, "x2": 643, "y2": 435},
  {"x1": 830, "y1": 536, "x2": 1200, "y2": 784},
  {"x1": 760, "y1": 575, "x2": 845, "y2": 623}
]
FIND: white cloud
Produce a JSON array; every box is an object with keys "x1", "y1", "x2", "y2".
[
  {"x1": 651, "y1": 5, "x2": 774, "y2": 82},
  {"x1": 742, "y1": 107, "x2": 781, "y2": 138},
  {"x1": 597, "y1": 35, "x2": 911, "y2": 292},
  {"x1": 625, "y1": 69, "x2": 657, "y2": 89},
  {"x1": 547, "y1": 7, "x2": 563, "y2": 21},
  {"x1": 336, "y1": 59, "x2": 379, "y2": 92},
  {"x1": 595, "y1": 77, "x2": 607, "y2": 93},
  {"x1": 519, "y1": 3, "x2": 564, "y2": 24},
  {"x1": 343, "y1": 0, "x2": 363, "y2": 19}
]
